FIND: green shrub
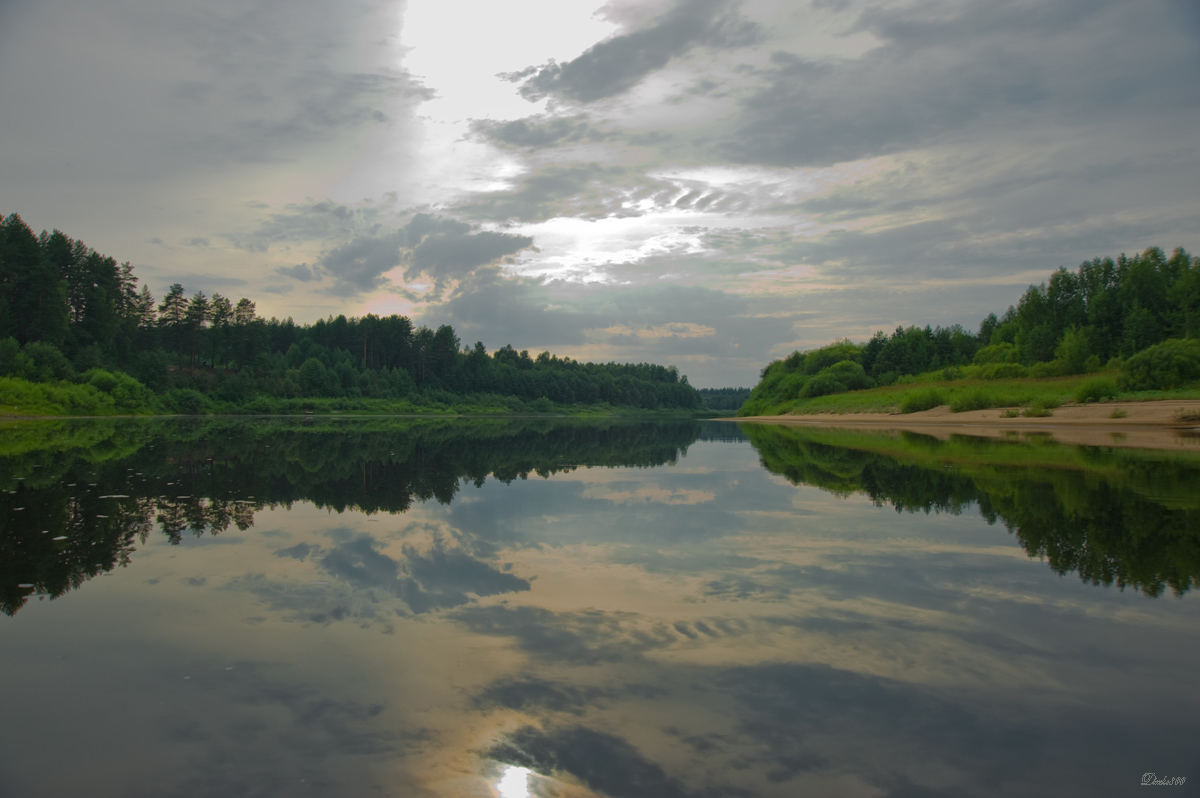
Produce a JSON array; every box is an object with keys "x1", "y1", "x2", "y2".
[
  {"x1": 778, "y1": 372, "x2": 809, "y2": 399},
  {"x1": 900, "y1": 388, "x2": 945, "y2": 414},
  {"x1": 979, "y1": 363, "x2": 1029, "y2": 380},
  {"x1": 973, "y1": 342, "x2": 1019, "y2": 365},
  {"x1": 85, "y1": 369, "x2": 121, "y2": 393},
  {"x1": 940, "y1": 366, "x2": 964, "y2": 381},
  {"x1": 802, "y1": 341, "x2": 861, "y2": 374},
  {"x1": 800, "y1": 373, "x2": 844, "y2": 399},
  {"x1": 1054, "y1": 325, "x2": 1092, "y2": 374},
  {"x1": 1075, "y1": 377, "x2": 1119, "y2": 403},
  {"x1": 949, "y1": 389, "x2": 993, "y2": 413},
  {"x1": 22, "y1": 341, "x2": 75, "y2": 382},
  {"x1": 165, "y1": 388, "x2": 207, "y2": 414},
  {"x1": 819, "y1": 360, "x2": 873, "y2": 390},
  {"x1": 1029, "y1": 360, "x2": 1066, "y2": 378},
  {"x1": 131, "y1": 350, "x2": 171, "y2": 391},
  {"x1": 1120, "y1": 338, "x2": 1200, "y2": 391},
  {"x1": 1022, "y1": 402, "x2": 1053, "y2": 417},
  {"x1": 0, "y1": 337, "x2": 21, "y2": 376}
]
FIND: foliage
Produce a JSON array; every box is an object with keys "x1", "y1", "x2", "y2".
[
  {"x1": 900, "y1": 388, "x2": 945, "y2": 414},
  {"x1": 742, "y1": 244, "x2": 1200, "y2": 415},
  {"x1": 0, "y1": 213, "x2": 705, "y2": 416},
  {"x1": 948, "y1": 388, "x2": 994, "y2": 413},
  {"x1": 1119, "y1": 338, "x2": 1200, "y2": 391},
  {"x1": 697, "y1": 387, "x2": 751, "y2": 412},
  {"x1": 1075, "y1": 377, "x2": 1119, "y2": 403}
]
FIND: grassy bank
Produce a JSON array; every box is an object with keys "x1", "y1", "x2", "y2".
[
  {"x1": 737, "y1": 370, "x2": 1200, "y2": 417},
  {"x1": 0, "y1": 375, "x2": 716, "y2": 419}
]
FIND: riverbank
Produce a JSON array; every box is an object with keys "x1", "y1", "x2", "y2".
[{"x1": 730, "y1": 399, "x2": 1200, "y2": 450}]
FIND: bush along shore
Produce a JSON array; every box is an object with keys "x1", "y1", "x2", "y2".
[
  {"x1": 739, "y1": 246, "x2": 1200, "y2": 417},
  {"x1": 0, "y1": 213, "x2": 707, "y2": 417}
]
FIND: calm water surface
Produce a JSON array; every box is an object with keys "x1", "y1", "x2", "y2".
[{"x1": 2, "y1": 417, "x2": 1198, "y2": 797}]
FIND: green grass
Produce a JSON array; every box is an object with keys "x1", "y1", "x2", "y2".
[
  {"x1": 739, "y1": 369, "x2": 1200, "y2": 417},
  {"x1": 0, "y1": 376, "x2": 710, "y2": 420}
]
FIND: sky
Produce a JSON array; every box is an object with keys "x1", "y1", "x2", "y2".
[{"x1": 2, "y1": 0, "x2": 1199, "y2": 387}]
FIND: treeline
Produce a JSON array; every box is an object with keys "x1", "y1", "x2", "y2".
[
  {"x1": 0, "y1": 213, "x2": 701, "y2": 414},
  {"x1": 697, "y1": 387, "x2": 751, "y2": 412},
  {"x1": 742, "y1": 246, "x2": 1200, "y2": 415}
]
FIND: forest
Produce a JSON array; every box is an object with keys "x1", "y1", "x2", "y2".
[
  {"x1": 741, "y1": 246, "x2": 1200, "y2": 415},
  {"x1": 0, "y1": 213, "x2": 702, "y2": 415}
]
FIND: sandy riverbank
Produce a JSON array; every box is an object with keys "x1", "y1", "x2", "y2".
[{"x1": 729, "y1": 399, "x2": 1200, "y2": 450}]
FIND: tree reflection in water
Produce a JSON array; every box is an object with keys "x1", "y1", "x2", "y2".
[
  {"x1": 1, "y1": 417, "x2": 710, "y2": 615},
  {"x1": 742, "y1": 424, "x2": 1200, "y2": 596}
]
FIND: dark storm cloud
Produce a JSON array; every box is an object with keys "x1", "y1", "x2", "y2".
[
  {"x1": 502, "y1": 0, "x2": 761, "y2": 104},
  {"x1": 721, "y1": 0, "x2": 1200, "y2": 167},
  {"x1": 469, "y1": 114, "x2": 615, "y2": 150},
  {"x1": 487, "y1": 725, "x2": 695, "y2": 798}
]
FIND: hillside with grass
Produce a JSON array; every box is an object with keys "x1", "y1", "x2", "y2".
[{"x1": 740, "y1": 247, "x2": 1200, "y2": 417}]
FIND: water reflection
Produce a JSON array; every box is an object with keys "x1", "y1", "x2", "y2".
[
  {"x1": 1, "y1": 418, "x2": 1198, "y2": 797},
  {"x1": 742, "y1": 424, "x2": 1200, "y2": 596},
  {"x1": 1, "y1": 417, "x2": 712, "y2": 615}
]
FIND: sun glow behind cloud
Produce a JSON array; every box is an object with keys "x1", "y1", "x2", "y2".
[{"x1": 494, "y1": 765, "x2": 532, "y2": 798}]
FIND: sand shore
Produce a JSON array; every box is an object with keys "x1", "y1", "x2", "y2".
[{"x1": 729, "y1": 399, "x2": 1200, "y2": 450}]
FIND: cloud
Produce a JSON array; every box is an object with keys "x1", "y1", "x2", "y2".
[
  {"x1": 0, "y1": 0, "x2": 433, "y2": 184},
  {"x1": 274, "y1": 263, "x2": 322, "y2": 282},
  {"x1": 406, "y1": 226, "x2": 533, "y2": 284},
  {"x1": 501, "y1": 0, "x2": 761, "y2": 104},
  {"x1": 317, "y1": 535, "x2": 530, "y2": 615},
  {"x1": 229, "y1": 200, "x2": 374, "y2": 253},
  {"x1": 714, "y1": 662, "x2": 1037, "y2": 788},
  {"x1": 420, "y1": 270, "x2": 797, "y2": 385},
  {"x1": 457, "y1": 164, "x2": 637, "y2": 223},
  {"x1": 469, "y1": 114, "x2": 615, "y2": 150},
  {"x1": 487, "y1": 724, "x2": 693, "y2": 798},
  {"x1": 274, "y1": 542, "x2": 319, "y2": 561},
  {"x1": 472, "y1": 677, "x2": 618, "y2": 716},
  {"x1": 307, "y1": 213, "x2": 534, "y2": 297},
  {"x1": 720, "y1": 0, "x2": 1200, "y2": 167},
  {"x1": 450, "y1": 604, "x2": 679, "y2": 664},
  {"x1": 319, "y1": 231, "x2": 408, "y2": 296}
]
